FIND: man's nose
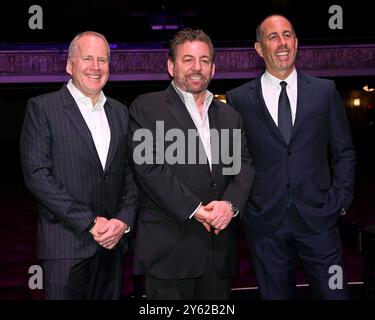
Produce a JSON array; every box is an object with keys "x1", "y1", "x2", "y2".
[
  {"x1": 91, "y1": 59, "x2": 99, "y2": 69},
  {"x1": 192, "y1": 59, "x2": 202, "y2": 71},
  {"x1": 278, "y1": 36, "x2": 287, "y2": 47}
]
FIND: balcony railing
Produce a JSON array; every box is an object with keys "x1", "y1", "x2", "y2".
[{"x1": 1, "y1": 44, "x2": 374, "y2": 83}]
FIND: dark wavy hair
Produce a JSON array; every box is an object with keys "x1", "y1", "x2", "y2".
[{"x1": 168, "y1": 28, "x2": 215, "y2": 62}]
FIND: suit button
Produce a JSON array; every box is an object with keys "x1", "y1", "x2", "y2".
[
  {"x1": 286, "y1": 183, "x2": 290, "y2": 188},
  {"x1": 288, "y1": 151, "x2": 292, "y2": 156},
  {"x1": 211, "y1": 182, "x2": 216, "y2": 187},
  {"x1": 103, "y1": 175, "x2": 108, "y2": 180}
]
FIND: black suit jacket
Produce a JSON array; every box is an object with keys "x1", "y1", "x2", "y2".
[
  {"x1": 227, "y1": 72, "x2": 356, "y2": 236},
  {"x1": 20, "y1": 85, "x2": 138, "y2": 259},
  {"x1": 128, "y1": 85, "x2": 254, "y2": 279}
]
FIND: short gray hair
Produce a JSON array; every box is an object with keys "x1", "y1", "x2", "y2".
[{"x1": 68, "y1": 31, "x2": 110, "y2": 60}]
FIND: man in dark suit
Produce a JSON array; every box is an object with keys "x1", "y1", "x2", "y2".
[
  {"x1": 226, "y1": 15, "x2": 356, "y2": 299},
  {"x1": 128, "y1": 29, "x2": 253, "y2": 300},
  {"x1": 20, "y1": 31, "x2": 138, "y2": 299}
]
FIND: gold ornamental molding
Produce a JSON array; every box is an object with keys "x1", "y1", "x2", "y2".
[{"x1": 0, "y1": 44, "x2": 374, "y2": 83}]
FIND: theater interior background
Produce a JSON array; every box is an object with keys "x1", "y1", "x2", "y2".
[{"x1": 0, "y1": 0, "x2": 374, "y2": 300}]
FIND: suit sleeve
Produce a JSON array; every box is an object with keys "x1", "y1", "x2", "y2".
[
  {"x1": 220, "y1": 106, "x2": 254, "y2": 217},
  {"x1": 226, "y1": 93, "x2": 234, "y2": 110},
  {"x1": 20, "y1": 98, "x2": 95, "y2": 235},
  {"x1": 328, "y1": 82, "x2": 356, "y2": 211},
  {"x1": 114, "y1": 111, "x2": 139, "y2": 229},
  {"x1": 127, "y1": 97, "x2": 202, "y2": 225},
  {"x1": 226, "y1": 91, "x2": 240, "y2": 114}
]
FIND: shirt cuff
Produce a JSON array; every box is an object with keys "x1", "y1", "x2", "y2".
[
  {"x1": 86, "y1": 217, "x2": 97, "y2": 231},
  {"x1": 189, "y1": 202, "x2": 203, "y2": 219},
  {"x1": 124, "y1": 226, "x2": 131, "y2": 234}
]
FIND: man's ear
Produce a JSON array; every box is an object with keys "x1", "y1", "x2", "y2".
[
  {"x1": 167, "y1": 59, "x2": 174, "y2": 78},
  {"x1": 211, "y1": 62, "x2": 215, "y2": 78},
  {"x1": 66, "y1": 59, "x2": 73, "y2": 76},
  {"x1": 254, "y1": 42, "x2": 263, "y2": 58}
]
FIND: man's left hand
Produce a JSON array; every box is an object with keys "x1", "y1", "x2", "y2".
[
  {"x1": 94, "y1": 219, "x2": 128, "y2": 249},
  {"x1": 204, "y1": 200, "x2": 233, "y2": 232}
]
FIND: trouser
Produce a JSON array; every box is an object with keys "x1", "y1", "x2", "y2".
[
  {"x1": 42, "y1": 246, "x2": 123, "y2": 300},
  {"x1": 246, "y1": 205, "x2": 348, "y2": 300}
]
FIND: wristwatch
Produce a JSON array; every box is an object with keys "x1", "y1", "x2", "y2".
[{"x1": 225, "y1": 201, "x2": 239, "y2": 216}]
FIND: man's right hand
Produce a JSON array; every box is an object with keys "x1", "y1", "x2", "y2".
[
  {"x1": 89, "y1": 216, "x2": 109, "y2": 238},
  {"x1": 194, "y1": 205, "x2": 212, "y2": 232}
]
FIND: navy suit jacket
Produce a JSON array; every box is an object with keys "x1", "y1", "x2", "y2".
[
  {"x1": 227, "y1": 72, "x2": 356, "y2": 235},
  {"x1": 20, "y1": 85, "x2": 138, "y2": 259}
]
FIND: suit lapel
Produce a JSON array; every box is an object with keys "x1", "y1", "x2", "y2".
[
  {"x1": 290, "y1": 72, "x2": 313, "y2": 142},
  {"x1": 208, "y1": 101, "x2": 221, "y2": 178},
  {"x1": 248, "y1": 78, "x2": 285, "y2": 145},
  {"x1": 166, "y1": 85, "x2": 212, "y2": 176},
  {"x1": 103, "y1": 100, "x2": 118, "y2": 173},
  {"x1": 166, "y1": 85, "x2": 196, "y2": 132},
  {"x1": 61, "y1": 87, "x2": 102, "y2": 169}
]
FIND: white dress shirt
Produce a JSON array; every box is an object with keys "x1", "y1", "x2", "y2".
[
  {"x1": 67, "y1": 81, "x2": 131, "y2": 233},
  {"x1": 172, "y1": 81, "x2": 213, "y2": 169},
  {"x1": 261, "y1": 69, "x2": 298, "y2": 126},
  {"x1": 172, "y1": 81, "x2": 214, "y2": 218},
  {"x1": 67, "y1": 80, "x2": 111, "y2": 170}
]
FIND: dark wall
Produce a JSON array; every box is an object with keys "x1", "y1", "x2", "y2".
[{"x1": 1, "y1": 0, "x2": 374, "y2": 45}]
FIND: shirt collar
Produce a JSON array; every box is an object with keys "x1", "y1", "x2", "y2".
[
  {"x1": 171, "y1": 80, "x2": 213, "y2": 107},
  {"x1": 67, "y1": 79, "x2": 106, "y2": 110},
  {"x1": 263, "y1": 68, "x2": 297, "y2": 91}
]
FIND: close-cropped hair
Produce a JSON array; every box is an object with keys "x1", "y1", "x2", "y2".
[
  {"x1": 67, "y1": 31, "x2": 111, "y2": 60},
  {"x1": 255, "y1": 14, "x2": 296, "y2": 42}
]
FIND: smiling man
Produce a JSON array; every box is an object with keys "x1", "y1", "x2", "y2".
[
  {"x1": 66, "y1": 32, "x2": 110, "y2": 105},
  {"x1": 128, "y1": 29, "x2": 253, "y2": 300},
  {"x1": 226, "y1": 15, "x2": 355, "y2": 299},
  {"x1": 20, "y1": 31, "x2": 138, "y2": 299}
]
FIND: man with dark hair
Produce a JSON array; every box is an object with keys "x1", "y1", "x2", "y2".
[
  {"x1": 168, "y1": 28, "x2": 215, "y2": 61},
  {"x1": 227, "y1": 15, "x2": 355, "y2": 299},
  {"x1": 20, "y1": 31, "x2": 138, "y2": 299},
  {"x1": 128, "y1": 29, "x2": 253, "y2": 300}
]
